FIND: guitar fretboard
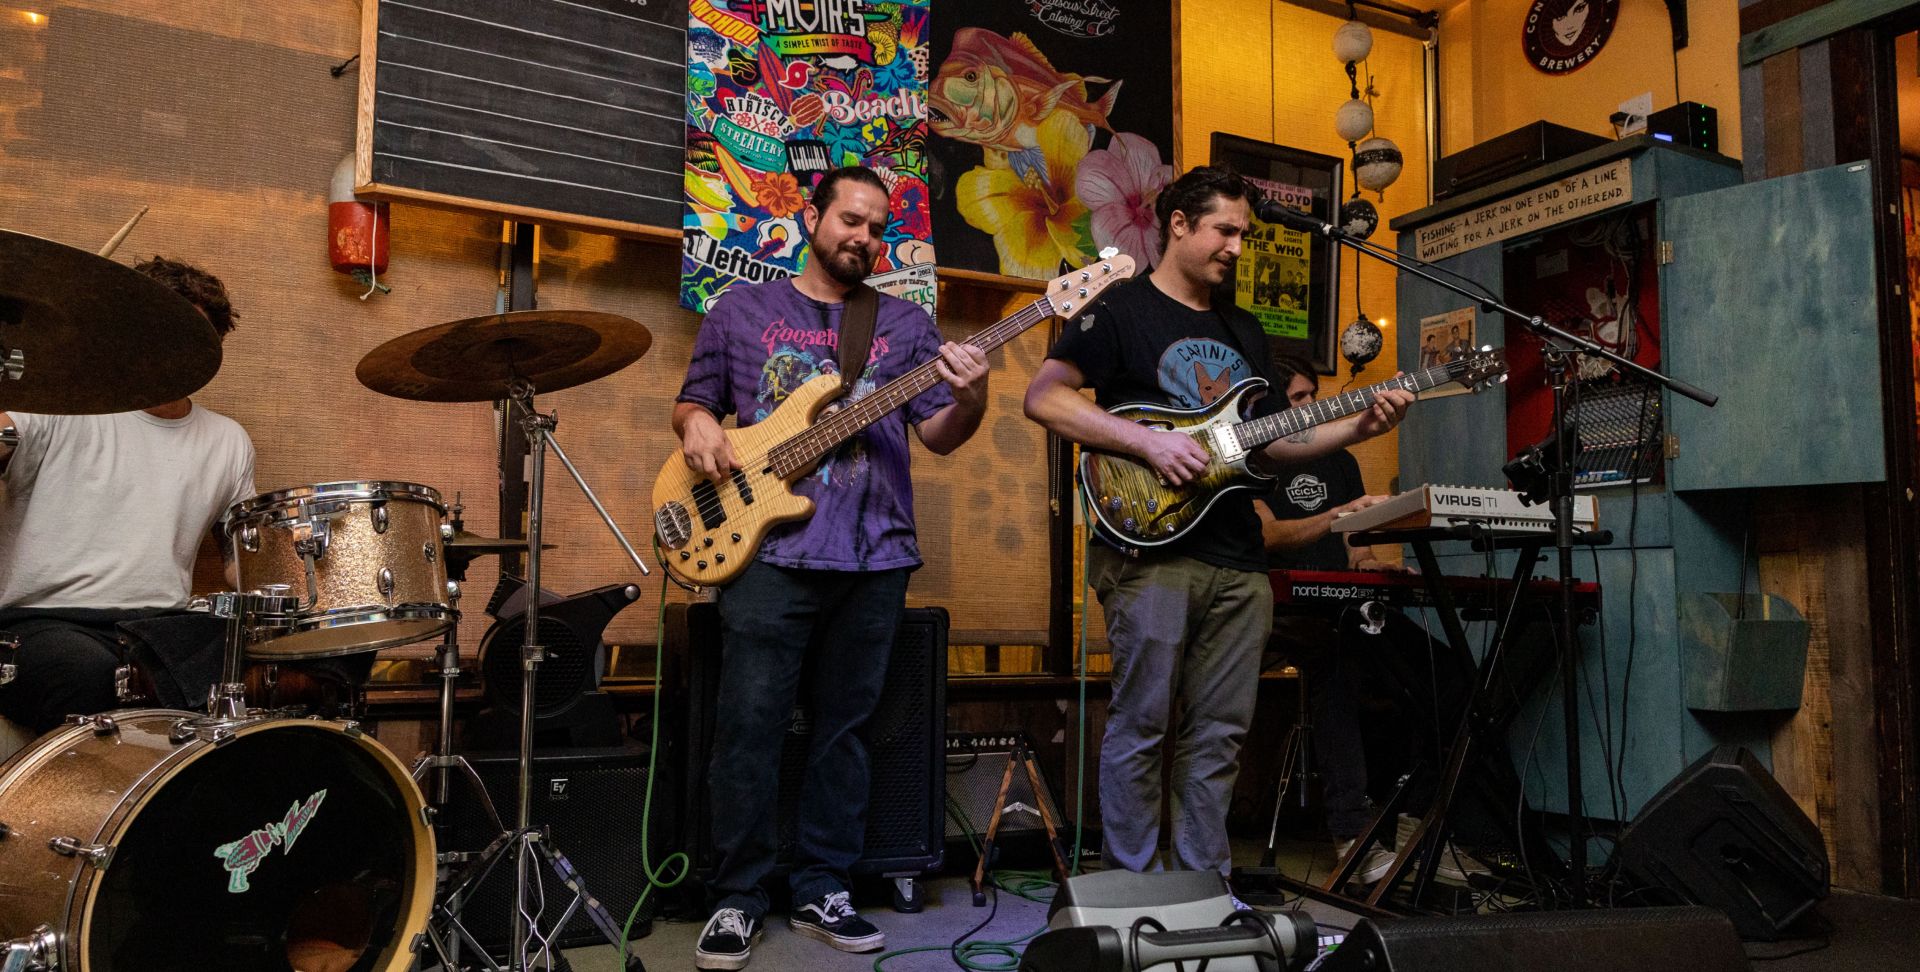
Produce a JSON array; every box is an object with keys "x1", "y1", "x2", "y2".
[
  {"x1": 766, "y1": 296, "x2": 1056, "y2": 477},
  {"x1": 1231, "y1": 361, "x2": 1464, "y2": 450}
]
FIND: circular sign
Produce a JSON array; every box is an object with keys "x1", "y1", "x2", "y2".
[{"x1": 1522, "y1": 0, "x2": 1619, "y2": 75}]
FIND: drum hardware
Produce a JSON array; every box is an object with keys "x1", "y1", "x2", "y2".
[
  {"x1": 0, "y1": 925, "x2": 54, "y2": 972},
  {"x1": 0, "y1": 633, "x2": 16, "y2": 687},
  {"x1": 359, "y1": 316, "x2": 652, "y2": 971}
]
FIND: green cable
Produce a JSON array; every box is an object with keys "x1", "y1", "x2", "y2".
[
  {"x1": 617, "y1": 582, "x2": 694, "y2": 945},
  {"x1": 1073, "y1": 488, "x2": 1091, "y2": 877}
]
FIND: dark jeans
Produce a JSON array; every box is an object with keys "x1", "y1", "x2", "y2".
[
  {"x1": 0, "y1": 607, "x2": 160, "y2": 734},
  {"x1": 706, "y1": 561, "x2": 908, "y2": 920}
]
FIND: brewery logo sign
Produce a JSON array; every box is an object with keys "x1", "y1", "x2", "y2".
[{"x1": 1522, "y1": 0, "x2": 1618, "y2": 75}]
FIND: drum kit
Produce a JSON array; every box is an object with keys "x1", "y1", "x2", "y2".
[{"x1": 0, "y1": 230, "x2": 656, "y2": 971}]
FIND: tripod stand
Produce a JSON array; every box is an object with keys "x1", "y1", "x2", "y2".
[{"x1": 418, "y1": 378, "x2": 654, "y2": 972}]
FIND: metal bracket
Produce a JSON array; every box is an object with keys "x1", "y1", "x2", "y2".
[{"x1": 47, "y1": 836, "x2": 113, "y2": 869}]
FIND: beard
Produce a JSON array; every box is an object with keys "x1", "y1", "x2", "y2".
[{"x1": 814, "y1": 241, "x2": 872, "y2": 286}]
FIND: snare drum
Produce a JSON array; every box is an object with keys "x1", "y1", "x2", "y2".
[
  {"x1": 0, "y1": 710, "x2": 434, "y2": 971},
  {"x1": 228, "y1": 481, "x2": 454, "y2": 659}
]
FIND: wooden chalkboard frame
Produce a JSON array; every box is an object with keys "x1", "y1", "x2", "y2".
[{"x1": 352, "y1": 0, "x2": 681, "y2": 245}]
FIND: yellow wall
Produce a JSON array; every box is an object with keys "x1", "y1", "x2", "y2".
[
  {"x1": 1439, "y1": 0, "x2": 1743, "y2": 159},
  {"x1": 1181, "y1": 0, "x2": 1432, "y2": 501}
]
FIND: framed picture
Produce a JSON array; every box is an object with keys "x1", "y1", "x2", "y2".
[
  {"x1": 1208, "y1": 133, "x2": 1342, "y2": 374},
  {"x1": 1416, "y1": 307, "x2": 1476, "y2": 398}
]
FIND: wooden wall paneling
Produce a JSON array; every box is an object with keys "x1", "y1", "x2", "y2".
[
  {"x1": 1799, "y1": 40, "x2": 1839, "y2": 170},
  {"x1": 1819, "y1": 487, "x2": 1886, "y2": 892},
  {"x1": 1762, "y1": 49, "x2": 1807, "y2": 178}
]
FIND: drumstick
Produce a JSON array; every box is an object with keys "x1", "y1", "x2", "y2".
[{"x1": 97, "y1": 206, "x2": 149, "y2": 258}]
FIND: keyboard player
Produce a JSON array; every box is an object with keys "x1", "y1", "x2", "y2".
[{"x1": 1254, "y1": 356, "x2": 1479, "y2": 886}]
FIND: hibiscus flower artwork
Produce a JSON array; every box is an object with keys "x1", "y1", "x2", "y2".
[
  {"x1": 1076, "y1": 132, "x2": 1174, "y2": 270},
  {"x1": 926, "y1": 4, "x2": 1177, "y2": 281}
]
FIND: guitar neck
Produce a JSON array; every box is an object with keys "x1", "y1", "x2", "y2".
[
  {"x1": 768, "y1": 295, "x2": 1057, "y2": 477},
  {"x1": 1233, "y1": 363, "x2": 1458, "y2": 450}
]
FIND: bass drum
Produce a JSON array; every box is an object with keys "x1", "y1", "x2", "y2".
[{"x1": 0, "y1": 711, "x2": 433, "y2": 972}]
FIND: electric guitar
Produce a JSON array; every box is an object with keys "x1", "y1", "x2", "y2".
[
  {"x1": 653, "y1": 249, "x2": 1135, "y2": 587},
  {"x1": 1078, "y1": 349, "x2": 1508, "y2": 549}
]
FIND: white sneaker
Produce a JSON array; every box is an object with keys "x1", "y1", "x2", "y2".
[
  {"x1": 1396, "y1": 813, "x2": 1488, "y2": 882},
  {"x1": 694, "y1": 907, "x2": 761, "y2": 970},
  {"x1": 1334, "y1": 838, "x2": 1396, "y2": 884}
]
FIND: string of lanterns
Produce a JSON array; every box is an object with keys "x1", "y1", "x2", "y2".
[{"x1": 1331, "y1": 8, "x2": 1400, "y2": 374}]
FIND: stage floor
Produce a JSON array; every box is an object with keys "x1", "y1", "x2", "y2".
[{"x1": 550, "y1": 840, "x2": 1920, "y2": 971}]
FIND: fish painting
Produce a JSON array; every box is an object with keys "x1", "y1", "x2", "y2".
[{"x1": 928, "y1": 28, "x2": 1119, "y2": 179}]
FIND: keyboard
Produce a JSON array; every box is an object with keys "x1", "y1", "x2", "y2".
[
  {"x1": 1271, "y1": 569, "x2": 1602, "y2": 614},
  {"x1": 1331, "y1": 485, "x2": 1598, "y2": 535}
]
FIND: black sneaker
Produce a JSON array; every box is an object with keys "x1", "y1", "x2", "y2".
[
  {"x1": 695, "y1": 907, "x2": 761, "y2": 970},
  {"x1": 788, "y1": 890, "x2": 885, "y2": 952}
]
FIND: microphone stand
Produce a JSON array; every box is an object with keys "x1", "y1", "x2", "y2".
[{"x1": 1262, "y1": 202, "x2": 1717, "y2": 906}]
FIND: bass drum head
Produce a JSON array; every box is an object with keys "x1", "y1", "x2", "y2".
[{"x1": 84, "y1": 721, "x2": 431, "y2": 972}]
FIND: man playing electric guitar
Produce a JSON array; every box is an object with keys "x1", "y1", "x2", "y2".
[
  {"x1": 1023, "y1": 165, "x2": 1414, "y2": 888},
  {"x1": 672, "y1": 165, "x2": 988, "y2": 970}
]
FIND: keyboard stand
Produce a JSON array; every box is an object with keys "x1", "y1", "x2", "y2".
[{"x1": 1259, "y1": 525, "x2": 1610, "y2": 915}]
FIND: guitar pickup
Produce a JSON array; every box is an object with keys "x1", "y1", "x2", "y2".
[
  {"x1": 731, "y1": 469, "x2": 755, "y2": 506},
  {"x1": 690, "y1": 479, "x2": 727, "y2": 529},
  {"x1": 1208, "y1": 425, "x2": 1246, "y2": 464}
]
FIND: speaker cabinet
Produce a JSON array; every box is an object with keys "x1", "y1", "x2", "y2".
[
  {"x1": 439, "y1": 747, "x2": 662, "y2": 952},
  {"x1": 1318, "y1": 907, "x2": 1748, "y2": 972},
  {"x1": 1619, "y1": 745, "x2": 1829, "y2": 940},
  {"x1": 679, "y1": 603, "x2": 947, "y2": 878}
]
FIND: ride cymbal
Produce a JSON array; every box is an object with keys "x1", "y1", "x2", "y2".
[
  {"x1": 0, "y1": 230, "x2": 222, "y2": 414},
  {"x1": 355, "y1": 310, "x2": 651, "y2": 402}
]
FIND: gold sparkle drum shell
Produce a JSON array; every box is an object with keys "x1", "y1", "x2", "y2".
[
  {"x1": 228, "y1": 481, "x2": 453, "y2": 659},
  {"x1": 0, "y1": 710, "x2": 434, "y2": 971}
]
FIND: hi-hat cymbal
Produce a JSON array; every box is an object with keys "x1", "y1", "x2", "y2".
[
  {"x1": 0, "y1": 229, "x2": 222, "y2": 414},
  {"x1": 356, "y1": 310, "x2": 651, "y2": 402},
  {"x1": 444, "y1": 531, "x2": 557, "y2": 556}
]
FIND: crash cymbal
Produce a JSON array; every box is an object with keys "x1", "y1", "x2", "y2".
[
  {"x1": 0, "y1": 230, "x2": 222, "y2": 414},
  {"x1": 356, "y1": 310, "x2": 651, "y2": 402},
  {"x1": 444, "y1": 531, "x2": 557, "y2": 556}
]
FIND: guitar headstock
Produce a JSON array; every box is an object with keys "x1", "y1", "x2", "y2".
[
  {"x1": 1044, "y1": 247, "x2": 1136, "y2": 321},
  {"x1": 1448, "y1": 346, "x2": 1509, "y2": 392}
]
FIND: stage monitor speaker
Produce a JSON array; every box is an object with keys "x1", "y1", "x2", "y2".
[
  {"x1": 681, "y1": 602, "x2": 947, "y2": 878},
  {"x1": 1619, "y1": 745, "x2": 1829, "y2": 940},
  {"x1": 439, "y1": 747, "x2": 663, "y2": 952},
  {"x1": 1317, "y1": 907, "x2": 1747, "y2": 972}
]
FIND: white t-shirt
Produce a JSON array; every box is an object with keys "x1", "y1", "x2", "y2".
[{"x1": 0, "y1": 406, "x2": 257, "y2": 609}]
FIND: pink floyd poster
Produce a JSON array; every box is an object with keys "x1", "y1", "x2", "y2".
[
  {"x1": 925, "y1": 0, "x2": 1176, "y2": 281},
  {"x1": 681, "y1": 1, "x2": 936, "y2": 316}
]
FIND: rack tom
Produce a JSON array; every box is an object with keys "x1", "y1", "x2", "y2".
[{"x1": 228, "y1": 481, "x2": 454, "y2": 659}]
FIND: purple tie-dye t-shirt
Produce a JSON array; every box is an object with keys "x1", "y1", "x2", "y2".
[{"x1": 675, "y1": 277, "x2": 954, "y2": 572}]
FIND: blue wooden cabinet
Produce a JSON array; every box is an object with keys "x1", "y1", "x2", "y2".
[{"x1": 1389, "y1": 138, "x2": 1874, "y2": 819}]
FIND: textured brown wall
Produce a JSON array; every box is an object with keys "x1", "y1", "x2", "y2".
[{"x1": 0, "y1": 1, "x2": 1051, "y2": 653}]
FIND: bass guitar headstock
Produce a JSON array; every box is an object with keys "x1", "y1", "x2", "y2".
[{"x1": 1043, "y1": 247, "x2": 1136, "y2": 321}]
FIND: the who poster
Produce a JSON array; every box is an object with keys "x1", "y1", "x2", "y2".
[
  {"x1": 926, "y1": 0, "x2": 1176, "y2": 280},
  {"x1": 681, "y1": 0, "x2": 936, "y2": 316},
  {"x1": 1238, "y1": 176, "x2": 1315, "y2": 341}
]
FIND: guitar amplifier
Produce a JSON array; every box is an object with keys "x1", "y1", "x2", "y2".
[
  {"x1": 677, "y1": 602, "x2": 947, "y2": 878},
  {"x1": 1434, "y1": 121, "x2": 1609, "y2": 200}
]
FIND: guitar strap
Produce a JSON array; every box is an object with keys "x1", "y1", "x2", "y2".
[{"x1": 835, "y1": 283, "x2": 879, "y2": 395}]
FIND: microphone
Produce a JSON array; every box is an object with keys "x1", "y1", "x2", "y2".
[{"x1": 1253, "y1": 197, "x2": 1336, "y2": 236}]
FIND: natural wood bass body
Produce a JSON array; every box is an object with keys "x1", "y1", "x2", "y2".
[{"x1": 650, "y1": 371, "x2": 844, "y2": 587}]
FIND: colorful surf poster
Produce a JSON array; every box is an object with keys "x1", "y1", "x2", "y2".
[
  {"x1": 926, "y1": 0, "x2": 1175, "y2": 280},
  {"x1": 1239, "y1": 176, "x2": 1314, "y2": 341},
  {"x1": 681, "y1": 0, "x2": 936, "y2": 316}
]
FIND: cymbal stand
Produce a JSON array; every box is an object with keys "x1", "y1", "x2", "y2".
[{"x1": 423, "y1": 377, "x2": 648, "y2": 972}]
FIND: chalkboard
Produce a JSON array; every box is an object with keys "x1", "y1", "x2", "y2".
[{"x1": 356, "y1": 0, "x2": 687, "y2": 239}]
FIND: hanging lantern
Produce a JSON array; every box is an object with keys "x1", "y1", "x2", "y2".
[
  {"x1": 1333, "y1": 19, "x2": 1374, "y2": 64},
  {"x1": 1339, "y1": 197, "x2": 1380, "y2": 240},
  {"x1": 1353, "y1": 136, "x2": 1403, "y2": 193},
  {"x1": 1335, "y1": 98, "x2": 1374, "y2": 143},
  {"x1": 1340, "y1": 317, "x2": 1384, "y2": 373}
]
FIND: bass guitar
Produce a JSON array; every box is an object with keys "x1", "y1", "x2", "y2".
[
  {"x1": 1078, "y1": 348, "x2": 1507, "y2": 549},
  {"x1": 654, "y1": 249, "x2": 1135, "y2": 587}
]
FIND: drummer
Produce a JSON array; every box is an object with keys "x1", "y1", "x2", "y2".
[{"x1": 0, "y1": 256, "x2": 256, "y2": 734}]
